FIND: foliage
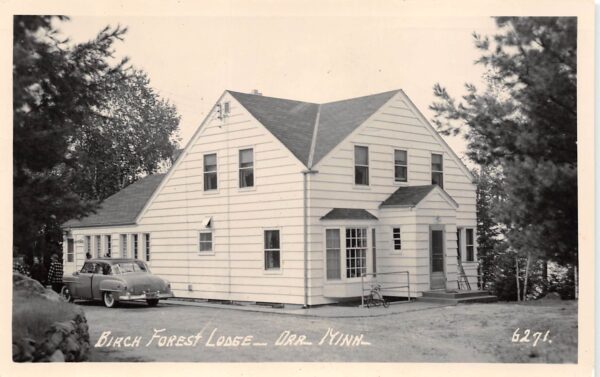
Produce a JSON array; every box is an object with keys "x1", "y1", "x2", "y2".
[
  {"x1": 430, "y1": 17, "x2": 577, "y2": 276},
  {"x1": 13, "y1": 16, "x2": 180, "y2": 263},
  {"x1": 71, "y1": 69, "x2": 180, "y2": 201}
]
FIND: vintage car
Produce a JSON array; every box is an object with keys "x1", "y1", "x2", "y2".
[{"x1": 62, "y1": 258, "x2": 173, "y2": 308}]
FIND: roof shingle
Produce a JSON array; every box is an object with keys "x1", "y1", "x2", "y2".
[
  {"x1": 228, "y1": 89, "x2": 400, "y2": 166},
  {"x1": 63, "y1": 174, "x2": 165, "y2": 228},
  {"x1": 320, "y1": 208, "x2": 378, "y2": 220},
  {"x1": 379, "y1": 185, "x2": 438, "y2": 208}
]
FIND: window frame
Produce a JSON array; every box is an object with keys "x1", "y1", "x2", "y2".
[
  {"x1": 456, "y1": 228, "x2": 463, "y2": 261},
  {"x1": 198, "y1": 230, "x2": 214, "y2": 254},
  {"x1": 105, "y1": 235, "x2": 112, "y2": 258},
  {"x1": 431, "y1": 153, "x2": 444, "y2": 189},
  {"x1": 263, "y1": 229, "x2": 281, "y2": 272},
  {"x1": 144, "y1": 233, "x2": 151, "y2": 262},
  {"x1": 203, "y1": 152, "x2": 218, "y2": 192},
  {"x1": 392, "y1": 227, "x2": 402, "y2": 252},
  {"x1": 394, "y1": 149, "x2": 408, "y2": 183},
  {"x1": 344, "y1": 227, "x2": 368, "y2": 279},
  {"x1": 120, "y1": 234, "x2": 128, "y2": 258},
  {"x1": 465, "y1": 228, "x2": 475, "y2": 262},
  {"x1": 238, "y1": 147, "x2": 255, "y2": 189},
  {"x1": 323, "y1": 225, "x2": 374, "y2": 282},
  {"x1": 325, "y1": 228, "x2": 341, "y2": 280},
  {"x1": 353, "y1": 145, "x2": 370, "y2": 186},
  {"x1": 95, "y1": 235, "x2": 101, "y2": 258},
  {"x1": 85, "y1": 235, "x2": 91, "y2": 257},
  {"x1": 133, "y1": 234, "x2": 139, "y2": 260},
  {"x1": 66, "y1": 238, "x2": 74, "y2": 263}
]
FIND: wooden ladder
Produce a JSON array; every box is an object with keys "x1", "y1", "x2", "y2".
[{"x1": 457, "y1": 260, "x2": 471, "y2": 290}]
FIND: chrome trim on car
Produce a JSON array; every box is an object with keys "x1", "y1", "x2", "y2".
[{"x1": 118, "y1": 291, "x2": 174, "y2": 301}]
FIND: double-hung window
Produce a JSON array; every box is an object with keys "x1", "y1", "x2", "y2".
[
  {"x1": 394, "y1": 149, "x2": 408, "y2": 183},
  {"x1": 133, "y1": 234, "x2": 139, "y2": 259},
  {"x1": 393, "y1": 227, "x2": 402, "y2": 251},
  {"x1": 466, "y1": 229, "x2": 475, "y2": 262},
  {"x1": 120, "y1": 234, "x2": 128, "y2": 258},
  {"x1": 345, "y1": 228, "x2": 367, "y2": 278},
  {"x1": 203, "y1": 153, "x2": 218, "y2": 191},
  {"x1": 66, "y1": 239, "x2": 74, "y2": 262},
  {"x1": 199, "y1": 231, "x2": 213, "y2": 253},
  {"x1": 326, "y1": 229, "x2": 341, "y2": 280},
  {"x1": 239, "y1": 148, "x2": 254, "y2": 188},
  {"x1": 95, "y1": 235, "x2": 101, "y2": 258},
  {"x1": 105, "y1": 235, "x2": 112, "y2": 257},
  {"x1": 354, "y1": 146, "x2": 369, "y2": 186},
  {"x1": 431, "y1": 153, "x2": 444, "y2": 188},
  {"x1": 264, "y1": 230, "x2": 280, "y2": 270},
  {"x1": 144, "y1": 233, "x2": 151, "y2": 262}
]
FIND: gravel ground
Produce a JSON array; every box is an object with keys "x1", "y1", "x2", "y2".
[{"x1": 84, "y1": 299, "x2": 577, "y2": 363}]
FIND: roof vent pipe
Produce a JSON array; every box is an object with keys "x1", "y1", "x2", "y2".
[{"x1": 251, "y1": 89, "x2": 262, "y2": 96}]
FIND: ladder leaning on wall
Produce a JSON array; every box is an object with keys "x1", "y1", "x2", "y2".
[{"x1": 457, "y1": 259, "x2": 471, "y2": 290}]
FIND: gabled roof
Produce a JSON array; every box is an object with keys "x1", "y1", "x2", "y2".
[
  {"x1": 380, "y1": 185, "x2": 458, "y2": 209},
  {"x1": 228, "y1": 90, "x2": 400, "y2": 167},
  {"x1": 63, "y1": 174, "x2": 165, "y2": 229},
  {"x1": 320, "y1": 208, "x2": 378, "y2": 220}
]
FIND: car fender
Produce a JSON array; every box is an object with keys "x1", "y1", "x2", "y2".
[{"x1": 99, "y1": 278, "x2": 127, "y2": 293}]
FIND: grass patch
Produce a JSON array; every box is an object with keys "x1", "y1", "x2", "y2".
[{"x1": 13, "y1": 290, "x2": 79, "y2": 344}]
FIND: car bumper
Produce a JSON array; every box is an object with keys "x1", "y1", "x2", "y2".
[{"x1": 118, "y1": 291, "x2": 174, "y2": 301}]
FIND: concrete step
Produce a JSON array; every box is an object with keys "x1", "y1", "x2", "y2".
[
  {"x1": 422, "y1": 290, "x2": 492, "y2": 299},
  {"x1": 418, "y1": 293, "x2": 498, "y2": 305}
]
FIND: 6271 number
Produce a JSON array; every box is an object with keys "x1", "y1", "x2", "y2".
[{"x1": 512, "y1": 328, "x2": 552, "y2": 347}]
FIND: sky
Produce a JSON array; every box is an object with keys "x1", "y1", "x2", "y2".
[{"x1": 57, "y1": 14, "x2": 498, "y2": 160}]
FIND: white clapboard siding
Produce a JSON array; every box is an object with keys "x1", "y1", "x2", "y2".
[
  {"x1": 134, "y1": 92, "x2": 307, "y2": 304},
  {"x1": 307, "y1": 91, "x2": 476, "y2": 303}
]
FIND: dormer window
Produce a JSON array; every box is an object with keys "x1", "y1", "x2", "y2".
[
  {"x1": 431, "y1": 153, "x2": 444, "y2": 188},
  {"x1": 354, "y1": 146, "x2": 369, "y2": 186}
]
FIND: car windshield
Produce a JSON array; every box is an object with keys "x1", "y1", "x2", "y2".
[{"x1": 111, "y1": 261, "x2": 150, "y2": 274}]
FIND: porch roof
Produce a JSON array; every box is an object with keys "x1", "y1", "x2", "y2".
[
  {"x1": 320, "y1": 208, "x2": 378, "y2": 220},
  {"x1": 379, "y1": 185, "x2": 438, "y2": 208}
]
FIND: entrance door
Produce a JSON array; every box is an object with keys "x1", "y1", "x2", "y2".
[{"x1": 430, "y1": 228, "x2": 446, "y2": 290}]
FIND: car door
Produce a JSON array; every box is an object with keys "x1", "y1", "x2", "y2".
[
  {"x1": 75, "y1": 262, "x2": 95, "y2": 299},
  {"x1": 91, "y1": 262, "x2": 111, "y2": 299}
]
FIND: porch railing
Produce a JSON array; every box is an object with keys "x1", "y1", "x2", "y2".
[{"x1": 360, "y1": 270, "x2": 411, "y2": 308}]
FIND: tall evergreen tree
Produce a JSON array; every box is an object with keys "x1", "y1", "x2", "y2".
[{"x1": 430, "y1": 17, "x2": 577, "y2": 273}]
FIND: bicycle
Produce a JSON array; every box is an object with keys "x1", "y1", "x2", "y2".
[{"x1": 364, "y1": 283, "x2": 389, "y2": 308}]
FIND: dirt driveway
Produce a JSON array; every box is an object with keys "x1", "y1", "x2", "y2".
[{"x1": 85, "y1": 299, "x2": 577, "y2": 363}]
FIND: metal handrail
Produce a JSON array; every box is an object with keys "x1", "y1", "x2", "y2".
[{"x1": 360, "y1": 271, "x2": 411, "y2": 308}]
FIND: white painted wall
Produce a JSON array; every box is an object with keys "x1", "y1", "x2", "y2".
[{"x1": 308, "y1": 91, "x2": 477, "y2": 304}]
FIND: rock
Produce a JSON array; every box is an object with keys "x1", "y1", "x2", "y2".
[
  {"x1": 543, "y1": 292, "x2": 562, "y2": 300},
  {"x1": 49, "y1": 349, "x2": 65, "y2": 362}
]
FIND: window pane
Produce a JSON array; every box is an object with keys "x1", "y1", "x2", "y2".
[
  {"x1": 265, "y1": 250, "x2": 280, "y2": 269},
  {"x1": 355, "y1": 166, "x2": 369, "y2": 185},
  {"x1": 239, "y1": 149, "x2": 253, "y2": 167},
  {"x1": 395, "y1": 166, "x2": 407, "y2": 182},
  {"x1": 326, "y1": 229, "x2": 341, "y2": 280},
  {"x1": 432, "y1": 172, "x2": 444, "y2": 188},
  {"x1": 204, "y1": 154, "x2": 217, "y2": 171},
  {"x1": 204, "y1": 172, "x2": 218, "y2": 190},
  {"x1": 432, "y1": 154, "x2": 443, "y2": 171},
  {"x1": 264, "y1": 230, "x2": 280, "y2": 250},
  {"x1": 355, "y1": 146, "x2": 368, "y2": 165},
  {"x1": 239, "y1": 169, "x2": 254, "y2": 188},
  {"x1": 345, "y1": 227, "x2": 367, "y2": 278},
  {"x1": 394, "y1": 150, "x2": 407, "y2": 165}
]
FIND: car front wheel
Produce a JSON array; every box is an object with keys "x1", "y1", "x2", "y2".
[
  {"x1": 61, "y1": 286, "x2": 74, "y2": 303},
  {"x1": 103, "y1": 292, "x2": 118, "y2": 308},
  {"x1": 146, "y1": 299, "x2": 159, "y2": 307}
]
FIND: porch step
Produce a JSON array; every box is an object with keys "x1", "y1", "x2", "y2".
[{"x1": 418, "y1": 290, "x2": 498, "y2": 305}]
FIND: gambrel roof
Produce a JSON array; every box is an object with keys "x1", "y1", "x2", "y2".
[{"x1": 228, "y1": 90, "x2": 399, "y2": 167}]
